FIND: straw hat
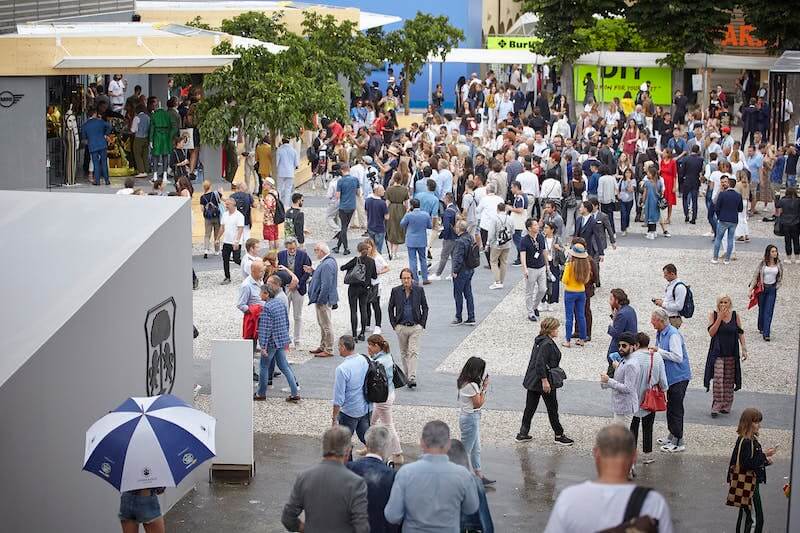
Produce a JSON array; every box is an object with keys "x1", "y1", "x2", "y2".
[{"x1": 567, "y1": 243, "x2": 588, "y2": 259}]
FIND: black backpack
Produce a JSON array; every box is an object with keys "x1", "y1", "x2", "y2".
[
  {"x1": 464, "y1": 239, "x2": 481, "y2": 269},
  {"x1": 202, "y1": 192, "x2": 220, "y2": 220},
  {"x1": 673, "y1": 282, "x2": 695, "y2": 318},
  {"x1": 598, "y1": 486, "x2": 659, "y2": 533},
  {"x1": 269, "y1": 192, "x2": 286, "y2": 224},
  {"x1": 362, "y1": 354, "x2": 389, "y2": 403},
  {"x1": 497, "y1": 215, "x2": 512, "y2": 246}
]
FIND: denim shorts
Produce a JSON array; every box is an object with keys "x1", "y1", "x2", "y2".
[{"x1": 119, "y1": 491, "x2": 162, "y2": 524}]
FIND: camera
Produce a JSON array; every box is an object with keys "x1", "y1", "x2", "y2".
[{"x1": 330, "y1": 163, "x2": 342, "y2": 177}]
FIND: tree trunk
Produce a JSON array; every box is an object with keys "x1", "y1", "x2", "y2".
[
  {"x1": 404, "y1": 62, "x2": 410, "y2": 115},
  {"x1": 561, "y1": 62, "x2": 576, "y2": 123},
  {"x1": 269, "y1": 128, "x2": 279, "y2": 181}
]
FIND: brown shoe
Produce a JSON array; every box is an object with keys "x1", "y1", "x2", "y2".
[
  {"x1": 422, "y1": 280, "x2": 432, "y2": 285},
  {"x1": 253, "y1": 394, "x2": 267, "y2": 401},
  {"x1": 309, "y1": 347, "x2": 324, "y2": 354},
  {"x1": 285, "y1": 396, "x2": 301, "y2": 403},
  {"x1": 314, "y1": 351, "x2": 333, "y2": 358}
]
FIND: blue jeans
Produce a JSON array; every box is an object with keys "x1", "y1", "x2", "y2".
[
  {"x1": 512, "y1": 230, "x2": 523, "y2": 262},
  {"x1": 407, "y1": 246, "x2": 428, "y2": 282},
  {"x1": 788, "y1": 174, "x2": 797, "y2": 188},
  {"x1": 682, "y1": 189, "x2": 699, "y2": 222},
  {"x1": 91, "y1": 148, "x2": 109, "y2": 185},
  {"x1": 713, "y1": 221, "x2": 737, "y2": 261},
  {"x1": 459, "y1": 411, "x2": 481, "y2": 471},
  {"x1": 258, "y1": 347, "x2": 298, "y2": 397},
  {"x1": 757, "y1": 284, "x2": 777, "y2": 337},
  {"x1": 564, "y1": 290, "x2": 587, "y2": 341},
  {"x1": 706, "y1": 194, "x2": 717, "y2": 235},
  {"x1": 368, "y1": 230, "x2": 385, "y2": 254},
  {"x1": 453, "y1": 268, "x2": 475, "y2": 321},
  {"x1": 620, "y1": 200, "x2": 633, "y2": 232},
  {"x1": 338, "y1": 411, "x2": 371, "y2": 445}
]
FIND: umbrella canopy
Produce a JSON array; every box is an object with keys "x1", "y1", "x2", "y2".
[{"x1": 83, "y1": 394, "x2": 215, "y2": 492}]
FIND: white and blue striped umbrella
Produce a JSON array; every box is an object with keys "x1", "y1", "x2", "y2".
[{"x1": 83, "y1": 394, "x2": 216, "y2": 492}]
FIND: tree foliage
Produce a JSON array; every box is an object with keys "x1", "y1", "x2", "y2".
[
  {"x1": 739, "y1": 0, "x2": 800, "y2": 53},
  {"x1": 576, "y1": 17, "x2": 660, "y2": 53},
  {"x1": 372, "y1": 12, "x2": 463, "y2": 113},
  {"x1": 626, "y1": 1, "x2": 736, "y2": 68}
]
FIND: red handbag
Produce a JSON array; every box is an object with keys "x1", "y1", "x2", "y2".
[{"x1": 640, "y1": 352, "x2": 667, "y2": 412}]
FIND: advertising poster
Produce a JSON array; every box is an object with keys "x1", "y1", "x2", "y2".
[{"x1": 574, "y1": 65, "x2": 672, "y2": 105}]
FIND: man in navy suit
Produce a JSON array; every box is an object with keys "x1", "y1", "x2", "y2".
[
  {"x1": 347, "y1": 426, "x2": 399, "y2": 533},
  {"x1": 573, "y1": 200, "x2": 604, "y2": 259},
  {"x1": 278, "y1": 236, "x2": 312, "y2": 348}
]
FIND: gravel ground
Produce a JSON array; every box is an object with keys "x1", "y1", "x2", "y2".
[
  {"x1": 193, "y1": 394, "x2": 792, "y2": 458},
  {"x1": 437, "y1": 246, "x2": 799, "y2": 395}
]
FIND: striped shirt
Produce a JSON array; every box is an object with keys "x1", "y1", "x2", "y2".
[{"x1": 258, "y1": 298, "x2": 290, "y2": 351}]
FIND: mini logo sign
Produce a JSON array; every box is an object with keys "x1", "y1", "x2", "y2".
[
  {"x1": 142, "y1": 467, "x2": 151, "y2": 477},
  {"x1": 100, "y1": 462, "x2": 112, "y2": 477},
  {"x1": 0, "y1": 91, "x2": 23, "y2": 108},
  {"x1": 144, "y1": 297, "x2": 177, "y2": 396},
  {"x1": 182, "y1": 452, "x2": 196, "y2": 467}
]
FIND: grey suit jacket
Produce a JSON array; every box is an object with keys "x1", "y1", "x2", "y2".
[{"x1": 282, "y1": 459, "x2": 369, "y2": 533}]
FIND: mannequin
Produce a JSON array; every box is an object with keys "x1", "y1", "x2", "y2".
[
  {"x1": 149, "y1": 99, "x2": 176, "y2": 182},
  {"x1": 64, "y1": 104, "x2": 79, "y2": 185}
]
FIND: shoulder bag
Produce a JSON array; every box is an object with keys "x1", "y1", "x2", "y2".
[
  {"x1": 639, "y1": 352, "x2": 667, "y2": 412},
  {"x1": 344, "y1": 257, "x2": 367, "y2": 285},
  {"x1": 726, "y1": 438, "x2": 757, "y2": 508},
  {"x1": 598, "y1": 486, "x2": 658, "y2": 533}
]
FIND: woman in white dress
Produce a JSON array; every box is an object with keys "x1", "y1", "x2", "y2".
[{"x1": 735, "y1": 170, "x2": 751, "y2": 243}]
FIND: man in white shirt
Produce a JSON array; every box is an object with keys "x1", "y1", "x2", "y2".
[
  {"x1": 703, "y1": 160, "x2": 731, "y2": 237},
  {"x1": 597, "y1": 170, "x2": 618, "y2": 234},
  {"x1": 240, "y1": 238, "x2": 261, "y2": 279},
  {"x1": 515, "y1": 157, "x2": 540, "y2": 218},
  {"x1": 220, "y1": 198, "x2": 245, "y2": 284},
  {"x1": 653, "y1": 263, "x2": 687, "y2": 329},
  {"x1": 108, "y1": 74, "x2": 126, "y2": 112},
  {"x1": 326, "y1": 170, "x2": 340, "y2": 232},
  {"x1": 349, "y1": 158, "x2": 368, "y2": 230},
  {"x1": 476, "y1": 183, "x2": 505, "y2": 265},
  {"x1": 551, "y1": 113, "x2": 572, "y2": 141},
  {"x1": 544, "y1": 425, "x2": 674, "y2": 533},
  {"x1": 532, "y1": 131, "x2": 551, "y2": 159}
]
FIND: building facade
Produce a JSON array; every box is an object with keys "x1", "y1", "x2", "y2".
[{"x1": 0, "y1": 0, "x2": 134, "y2": 33}]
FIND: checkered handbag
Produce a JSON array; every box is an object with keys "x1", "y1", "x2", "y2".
[{"x1": 726, "y1": 439, "x2": 756, "y2": 508}]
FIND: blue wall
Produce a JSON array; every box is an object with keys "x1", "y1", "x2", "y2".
[{"x1": 321, "y1": 0, "x2": 482, "y2": 110}]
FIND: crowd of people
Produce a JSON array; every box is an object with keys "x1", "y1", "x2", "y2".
[{"x1": 143, "y1": 65, "x2": 799, "y2": 533}]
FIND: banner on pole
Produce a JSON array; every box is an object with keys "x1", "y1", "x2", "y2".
[{"x1": 574, "y1": 65, "x2": 672, "y2": 106}]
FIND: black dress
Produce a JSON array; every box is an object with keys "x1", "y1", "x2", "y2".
[
  {"x1": 341, "y1": 256, "x2": 377, "y2": 337},
  {"x1": 703, "y1": 311, "x2": 743, "y2": 391}
]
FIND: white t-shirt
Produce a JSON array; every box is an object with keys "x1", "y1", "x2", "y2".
[
  {"x1": 708, "y1": 170, "x2": 723, "y2": 201},
  {"x1": 108, "y1": 79, "x2": 125, "y2": 107},
  {"x1": 477, "y1": 194, "x2": 505, "y2": 231},
  {"x1": 544, "y1": 482, "x2": 673, "y2": 533},
  {"x1": 458, "y1": 382, "x2": 480, "y2": 415},
  {"x1": 221, "y1": 209, "x2": 245, "y2": 244},
  {"x1": 372, "y1": 253, "x2": 387, "y2": 287},
  {"x1": 516, "y1": 170, "x2": 540, "y2": 198}
]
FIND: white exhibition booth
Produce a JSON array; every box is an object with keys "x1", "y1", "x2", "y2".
[{"x1": 0, "y1": 192, "x2": 196, "y2": 532}]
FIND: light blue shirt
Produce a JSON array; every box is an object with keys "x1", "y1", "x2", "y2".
[
  {"x1": 333, "y1": 353, "x2": 370, "y2": 418},
  {"x1": 417, "y1": 191, "x2": 440, "y2": 218},
  {"x1": 237, "y1": 276, "x2": 262, "y2": 313},
  {"x1": 746, "y1": 152, "x2": 763, "y2": 184},
  {"x1": 384, "y1": 454, "x2": 480, "y2": 532},
  {"x1": 400, "y1": 210, "x2": 432, "y2": 248},
  {"x1": 276, "y1": 143, "x2": 299, "y2": 178},
  {"x1": 436, "y1": 169, "x2": 453, "y2": 199}
]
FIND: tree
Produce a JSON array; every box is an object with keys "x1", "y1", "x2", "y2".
[
  {"x1": 516, "y1": 1, "x2": 622, "y2": 119},
  {"x1": 196, "y1": 13, "x2": 346, "y2": 177},
  {"x1": 626, "y1": 1, "x2": 736, "y2": 68},
  {"x1": 739, "y1": 0, "x2": 800, "y2": 52},
  {"x1": 576, "y1": 17, "x2": 660, "y2": 53},
  {"x1": 376, "y1": 12, "x2": 463, "y2": 114}
]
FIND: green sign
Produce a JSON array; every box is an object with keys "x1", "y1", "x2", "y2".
[
  {"x1": 574, "y1": 65, "x2": 672, "y2": 106},
  {"x1": 486, "y1": 36, "x2": 541, "y2": 50}
]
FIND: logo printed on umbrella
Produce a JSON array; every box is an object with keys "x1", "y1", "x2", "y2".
[
  {"x1": 100, "y1": 462, "x2": 112, "y2": 477},
  {"x1": 182, "y1": 452, "x2": 196, "y2": 467},
  {"x1": 142, "y1": 467, "x2": 151, "y2": 477}
]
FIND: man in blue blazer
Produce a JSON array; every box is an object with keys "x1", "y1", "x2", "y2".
[
  {"x1": 307, "y1": 242, "x2": 339, "y2": 357},
  {"x1": 607, "y1": 288, "x2": 638, "y2": 360},
  {"x1": 278, "y1": 236, "x2": 313, "y2": 348},
  {"x1": 400, "y1": 198, "x2": 433, "y2": 284},
  {"x1": 347, "y1": 427, "x2": 399, "y2": 533}
]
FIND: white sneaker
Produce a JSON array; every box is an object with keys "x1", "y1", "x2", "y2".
[
  {"x1": 489, "y1": 282, "x2": 503, "y2": 289},
  {"x1": 621, "y1": 231, "x2": 627, "y2": 236},
  {"x1": 723, "y1": 259, "x2": 730, "y2": 265},
  {"x1": 656, "y1": 435, "x2": 673, "y2": 446},
  {"x1": 711, "y1": 258, "x2": 719, "y2": 264},
  {"x1": 445, "y1": 275, "x2": 453, "y2": 281},
  {"x1": 373, "y1": 326, "x2": 382, "y2": 335},
  {"x1": 428, "y1": 274, "x2": 441, "y2": 281},
  {"x1": 703, "y1": 231, "x2": 714, "y2": 237},
  {"x1": 660, "y1": 443, "x2": 686, "y2": 453}
]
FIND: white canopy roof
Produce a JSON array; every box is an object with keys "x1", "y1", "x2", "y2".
[{"x1": 429, "y1": 47, "x2": 777, "y2": 71}]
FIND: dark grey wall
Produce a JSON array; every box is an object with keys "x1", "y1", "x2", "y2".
[
  {"x1": 0, "y1": 76, "x2": 46, "y2": 189},
  {"x1": 0, "y1": 1, "x2": 134, "y2": 33},
  {"x1": 0, "y1": 199, "x2": 198, "y2": 531}
]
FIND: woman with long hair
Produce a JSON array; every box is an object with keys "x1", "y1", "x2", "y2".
[
  {"x1": 750, "y1": 245, "x2": 783, "y2": 342},
  {"x1": 561, "y1": 243, "x2": 592, "y2": 348},
  {"x1": 621, "y1": 119, "x2": 638, "y2": 158},
  {"x1": 704, "y1": 295, "x2": 747, "y2": 417},
  {"x1": 659, "y1": 147, "x2": 678, "y2": 224},
  {"x1": 728, "y1": 408, "x2": 776, "y2": 533},
  {"x1": 455, "y1": 76, "x2": 466, "y2": 116},
  {"x1": 618, "y1": 167, "x2": 636, "y2": 235},
  {"x1": 457, "y1": 356, "x2": 493, "y2": 485},
  {"x1": 642, "y1": 165, "x2": 670, "y2": 239},
  {"x1": 735, "y1": 170, "x2": 751, "y2": 242},
  {"x1": 516, "y1": 317, "x2": 574, "y2": 446},
  {"x1": 366, "y1": 334, "x2": 403, "y2": 464},
  {"x1": 385, "y1": 172, "x2": 410, "y2": 260},
  {"x1": 364, "y1": 238, "x2": 389, "y2": 335},
  {"x1": 340, "y1": 242, "x2": 377, "y2": 341}
]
